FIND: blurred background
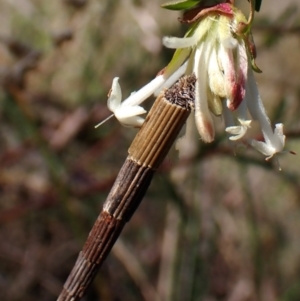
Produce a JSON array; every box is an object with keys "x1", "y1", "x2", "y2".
[{"x1": 0, "y1": 0, "x2": 300, "y2": 300}]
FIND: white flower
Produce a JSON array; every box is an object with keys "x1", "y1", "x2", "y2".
[
  {"x1": 249, "y1": 124, "x2": 285, "y2": 160},
  {"x1": 226, "y1": 119, "x2": 252, "y2": 141},
  {"x1": 106, "y1": 77, "x2": 146, "y2": 127},
  {"x1": 98, "y1": 2, "x2": 288, "y2": 163},
  {"x1": 245, "y1": 68, "x2": 286, "y2": 159},
  {"x1": 94, "y1": 77, "x2": 146, "y2": 128}
]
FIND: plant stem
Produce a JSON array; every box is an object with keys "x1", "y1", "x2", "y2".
[{"x1": 57, "y1": 74, "x2": 196, "y2": 301}]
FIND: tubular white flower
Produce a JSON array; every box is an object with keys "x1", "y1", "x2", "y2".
[
  {"x1": 122, "y1": 75, "x2": 166, "y2": 107},
  {"x1": 194, "y1": 43, "x2": 215, "y2": 142},
  {"x1": 105, "y1": 77, "x2": 147, "y2": 127},
  {"x1": 154, "y1": 62, "x2": 187, "y2": 96},
  {"x1": 249, "y1": 124, "x2": 285, "y2": 160},
  {"x1": 98, "y1": 2, "x2": 288, "y2": 165},
  {"x1": 246, "y1": 68, "x2": 285, "y2": 158}
]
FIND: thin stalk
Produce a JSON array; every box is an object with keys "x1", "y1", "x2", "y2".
[
  {"x1": 113, "y1": 239, "x2": 160, "y2": 301},
  {"x1": 57, "y1": 74, "x2": 196, "y2": 301},
  {"x1": 156, "y1": 202, "x2": 181, "y2": 301}
]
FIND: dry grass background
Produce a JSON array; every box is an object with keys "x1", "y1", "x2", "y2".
[{"x1": 0, "y1": 0, "x2": 300, "y2": 301}]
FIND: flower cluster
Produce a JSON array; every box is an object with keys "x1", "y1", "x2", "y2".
[{"x1": 98, "y1": 1, "x2": 287, "y2": 164}]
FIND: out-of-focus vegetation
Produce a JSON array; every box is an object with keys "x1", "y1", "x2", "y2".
[{"x1": 0, "y1": 0, "x2": 300, "y2": 300}]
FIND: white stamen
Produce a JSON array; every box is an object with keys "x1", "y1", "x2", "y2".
[{"x1": 95, "y1": 114, "x2": 114, "y2": 128}]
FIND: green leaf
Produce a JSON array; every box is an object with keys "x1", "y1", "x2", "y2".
[
  {"x1": 161, "y1": 0, "x2": 201, "y2": 11},
  {"x1": 255, "y1": 0, "x2": 262, "y2": 11},
  {"x1": 248, "y1": 0, "x2": 262, "y2": 12}
]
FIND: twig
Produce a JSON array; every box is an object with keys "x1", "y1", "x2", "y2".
[{"x1": 56, "y1": 74, "x2": 196, "y2": 301}]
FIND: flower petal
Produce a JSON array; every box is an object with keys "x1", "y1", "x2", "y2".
[
  {"x1": 194, "y1": 43, "x2": 215, "y2": 142},
  {"x1": 163, "y1": 35, "x2": 199, "y2": 49},
  {"x1": 246, "y1": 68, "x2": 279, "y2": 146},
  {"x1": 180, "y1": 3, "x2": 234, "y2": 24},
  {"x1": 249, "y1": 139, "x2": 276, "y2": 159},
  {"x1": 115, "y1": 105, "x2": 147, "y2": 127},
  {"x1": 122, "y1": 74, "x2": 166, "y2": 107},
  {"x1": 219, "y1": 42, "x2": 246, "y2": 111},
  {"x1": 208, "y1": 47, "x2": 226, "y2": 98},
  {"x1": 273, "y1": 123, "x2": 285, "y2": 149},
  {"x1": 107, "y1": 77, "x2": 122, "y2": 112},
  {"x1": 246, "y1": 69, "x2": 286, "y2": 157},
  {"x1": 226, "y1": 119, "x2": 251, "y2": 140}
]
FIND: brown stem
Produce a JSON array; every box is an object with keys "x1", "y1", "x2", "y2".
[{"x1": 56, "y1": 74, "x2": 196, "y2": 301}]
